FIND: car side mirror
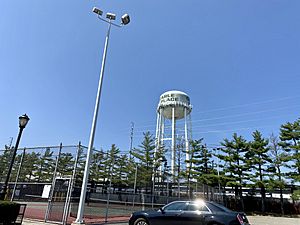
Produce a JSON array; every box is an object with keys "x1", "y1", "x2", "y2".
[{"x1": 159, "y1": 207, "x2": 165, "y2": 214}]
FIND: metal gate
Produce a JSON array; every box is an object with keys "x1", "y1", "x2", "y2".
[{"x1": 45, "y1": 176, "x2": 72, "y2": 224}]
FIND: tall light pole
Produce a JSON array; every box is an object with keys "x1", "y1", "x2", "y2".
[
  {"x1": 73, "y1": 7, "x2": 130, "y2": 225},
  {"x1": 0, "y1": 114, "x2": 30, "y2": 200}
]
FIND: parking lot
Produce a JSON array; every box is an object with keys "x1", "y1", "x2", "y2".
[{"x1": 247, "y1": 215, "x2": 300, "y2": 225}]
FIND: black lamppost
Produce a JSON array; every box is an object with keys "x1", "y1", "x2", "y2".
[{"x1": 0, "y1": 114, "x2": 30, "y2": 200}]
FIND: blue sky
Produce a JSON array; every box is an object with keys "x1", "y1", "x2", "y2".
[{"x1": 0, "y1": 0, "x2": 300, "y2": 153}]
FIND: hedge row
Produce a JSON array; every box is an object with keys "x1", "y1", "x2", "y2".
[{"x1": 0, "y1": 201, "x2": 20, "y2": 225}]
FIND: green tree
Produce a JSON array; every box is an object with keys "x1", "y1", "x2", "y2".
[
  {"x1": 36, "y1": 148, "x2": 55, "y2": 182},
  {"x1": 109, "y1": 145, "x2": 121, "y2": 186},
  {"x1": 90, "y1": 149, "x2": 106, "y2": 183},
  {"x1": 103, "y1": 144, "x2": 121, "y2": 191},
  {"x1": 0, "y1": 149, "x2": 22, "y2": 202},
  {"x1": 21, "y1": 151, "x2": 40, "y2": 181},
  {"x1": 268, "y1": 134, "x2": 288, "y2": 215},
  {"x1": 279, "y1": 119, "x2": 300, "y2": 183},
  {"x1": 247, "y1": 130, "x2": 271, "y2": 213},
  {"x1": 220, "y1": 133, "x2": 249, "y2": 211},
  {"x1": 291, "y1": 190, "x2": 300, "y2": 201},
  {"x1": 0, "y1": 146, "x2": 12, "y2": 182},
  {"x1": 57, "y1": 152, "x2": 74, "y2": 176},
  {"x1": 131, "y1": 132, "x2": 159, "y2": 193},
  {"x1": 184, "y1": 139, "x2": 204, "y2": 196},
  {"x1": 214, "y1": 147, "x2": 234, "y2": 204},
  {"x1": 125, "y1": 156, "x2": 138, "y2": 190},
  {"x1": 195, "y1": 144, "x2": 215, "y2": 186},
  {"x1": 185, "y1": 140, "x2": 216, "y2": 198},
  {"x1": 114, "y1": 154, "x2": 130, "y2": 190},
  {"x1": 74, "y1": 146, "x2": 87, "y2": 182}
]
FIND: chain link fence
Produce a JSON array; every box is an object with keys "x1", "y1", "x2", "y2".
[
  {"x1": 0, "y1": 143, "x2": 86, "y2": 224},
  {"x1": 68, "y1": 181, "x2": 223, "y2": 224},
  {"x1": 5, "y1": 143, "x2": 297, "y2": 224}
]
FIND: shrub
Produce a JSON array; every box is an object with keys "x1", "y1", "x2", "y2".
[{"x1": 0, "y1": 201, "x2": 20, "y2": 225}]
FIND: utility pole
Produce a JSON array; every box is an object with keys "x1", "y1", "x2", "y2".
[
  {"x1": 4, "y1": 137, "x2": 13, "y2": 150},
  {"x1": 8, "y1": 137, "x2": 13, "y2": 148},
  {"x1": 129, "y1": 122, "x2": 134, "y2": 160}
]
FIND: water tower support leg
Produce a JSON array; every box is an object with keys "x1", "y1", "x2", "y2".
[
  {"x1": 184, "y1": 108, "x2": 190, "y2": 168},
  {"x1": 171, "y1": 107, "x2": 176, "y2": 182}
]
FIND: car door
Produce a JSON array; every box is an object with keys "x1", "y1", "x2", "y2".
[
  {"x1": 178, "y1": 202, "x2": 212, "y2": 225},
  {"x1": 150, "y1": 201, "x2": 188, "y2": 225}
]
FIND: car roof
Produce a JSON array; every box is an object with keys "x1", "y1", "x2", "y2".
[{"x1": 164, "y1": 200, "x2": 232, "y2": 213}]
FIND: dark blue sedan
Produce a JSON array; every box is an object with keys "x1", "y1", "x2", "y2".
[{"x1": 129, "y1": 200, "x2": 250, "y2": 225}]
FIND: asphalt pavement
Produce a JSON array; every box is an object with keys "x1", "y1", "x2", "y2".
[
  {"x1": 247, "y1": 215, "x2": 300, "y2": 225},
  {"x1": 23, "y1": 216, "x2": 300, "y2": 225},
  {"x1": 22, "y1": 219, "x2": 128, "y2": 225}
]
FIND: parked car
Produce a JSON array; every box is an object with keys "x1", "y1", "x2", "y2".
[{"x1": 129, "y1": 200, "x2": 250, "y2": 225}]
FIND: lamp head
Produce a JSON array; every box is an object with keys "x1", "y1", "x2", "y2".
[
  {"x1": 19, "y1": 114, "x2": 30, "y2": 128},
  {"x1": 92, "y1": 7, "x2": 103, "y2": 16},
  {"x1": 121, "y1": 14, "x2": 130, "y2": 25},
  {"x1": 106, "y1": 12, "x2": 116, "y2": 20}
]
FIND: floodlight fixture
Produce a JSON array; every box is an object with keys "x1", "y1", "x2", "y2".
[
  {"x1": 121, "y1": 14, "x2": 130, "y2": 25},
  {"x1": 106, "y1": 13, "x2": 116, "y2": 20},
  {"x1": 92, "y1": 7, "x2": 103, "y2": 16}
]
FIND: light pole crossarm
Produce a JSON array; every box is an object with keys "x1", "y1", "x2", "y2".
[{"x1": 97, "y1": 16, "x2": 121, "y2": 28}]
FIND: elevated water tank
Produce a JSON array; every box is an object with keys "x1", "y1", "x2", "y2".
[{"x1": 157, "y1": 90, "x2": 192, "y2": 120}]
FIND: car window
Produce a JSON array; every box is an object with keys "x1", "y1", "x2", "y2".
[
  {"x1": 163, "y1": 202, "x2": 188, "y2": 211},
  {"x1": 186, "y1": 204, "x2": 210, "y2": 212},
  {"x1": 206, "y1": 202, "x2": 232, "y2": 213}
]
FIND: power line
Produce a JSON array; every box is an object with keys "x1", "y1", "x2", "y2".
[
  {"x1": 128, "y1": 104, "x2": 300, "y2": 133},
  {"x1": 129, "y1": 122, "x2": 134, "y2": 159},
  {"x1": 129, "y1": 109, "x2": 299, "y2": 136},
  {"x1": 181, "y1": 113, "x2": 298, "y2": 130},
  {"x1": 192, "y1": 124, "x2": 278, "y2": 135},
  {"x1": 190, "y1": 104, "x2": 300, "y2": 124},
  {"x1": 121, "y1": 95, "x2": 300, "y2": 130},
  {"x1": 131, "y1": 124, "x2": 277, "y2": 138},
  {"x1": 193, "y1": 95, "x2": 300, "y2": 115}
]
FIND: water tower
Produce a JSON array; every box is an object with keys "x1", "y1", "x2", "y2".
[{"x1": 155, "y1": 90, "x2": 192, "y2": 180}]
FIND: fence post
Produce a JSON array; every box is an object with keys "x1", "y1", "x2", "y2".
[
  {"x1": 166, "y1": 179, "x2": 169, "y2": 203},
  {"x1": 105, "y1": 157, "x2": 114, "y2": 223},
  {"x1": 141, "y1": 193, "x2": 145, "y2": 211},
  {"x1": 45, "y1": 143, "x2": 62, "y2": 222},
  {"x1": 151, "y1": 168, "x2": 155, "y2": 209},
  {"x1": 132, "y1": 164, "x2": 138, "y2": 209},
  {"x1": 62, "y1": 142, "x2": 81, "y2": 225}
]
